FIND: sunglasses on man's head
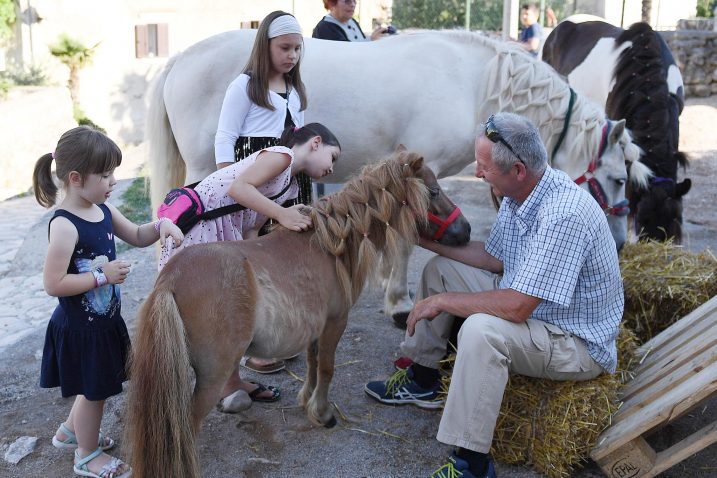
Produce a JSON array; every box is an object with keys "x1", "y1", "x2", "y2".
[{"x1": 484, "y1": 115, "x2": 525, "y2": 165}]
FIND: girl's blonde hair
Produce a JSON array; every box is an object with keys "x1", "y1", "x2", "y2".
[
  {"x1": 33, "y1": 126, "x2": 122, "y2": 208},
  {"x1": 243, "y1": 10, "x2": 308, "y2": 112}
]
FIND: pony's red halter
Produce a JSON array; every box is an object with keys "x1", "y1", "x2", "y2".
[
  {"x1": 573, "y1": 123, "x2": 630, "y2": 217},
  {"x1": 427, "y1": 207, "x2": 463, "y2": 241}
]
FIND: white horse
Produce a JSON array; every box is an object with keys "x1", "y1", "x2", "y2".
[{"x1": 148, "y1": 29, "x2": 648, "y2": 326}]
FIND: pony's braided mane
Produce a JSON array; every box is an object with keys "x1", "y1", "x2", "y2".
[
  {"x1": 309, "y1": 152, "x2": 429, "y2": 304},
  {"x1": 433, "y1": 30, "x2": 612, "y2": 168},
  {"x1": 609, "y1": 22, "x2": 685, "y2": 177}
]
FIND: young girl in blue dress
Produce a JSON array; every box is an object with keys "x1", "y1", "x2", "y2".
[{"x1": 32, "y1": 126, "x2": 184, "y2": 478}]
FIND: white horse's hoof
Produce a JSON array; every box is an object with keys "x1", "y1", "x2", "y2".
[{"x1": 217, "y1": 390, "x2": 252, "y2": 413}]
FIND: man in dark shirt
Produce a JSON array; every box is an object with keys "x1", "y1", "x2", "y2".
[{"x1": 518, "y1": 3, "x2": 543, "y2": 57}]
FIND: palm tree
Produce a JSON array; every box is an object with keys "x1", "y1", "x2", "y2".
[{"x1": 49, "y1": 34, "x2": 99, "y2": 114}]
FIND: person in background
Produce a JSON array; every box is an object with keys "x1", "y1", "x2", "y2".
[
  {"x1": 518, "y1": 3, "x2": 543, "y2": 57},
  {"x1": 545, "y1": 6, "x2": 558, "y2": 28},
  {"x1": 312, "y1": 0, "x2": 392, "y2": 41}
]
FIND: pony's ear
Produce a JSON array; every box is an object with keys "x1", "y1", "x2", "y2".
[
  {"x1": 409, "y1": 153, "x2": 424, "y2": 170},
  {"x1": 609, "y1": 119, "x2": 626, "y2": 144},
  {"x1": 395, "y1": 144, "x2": 408, "y2": 153}
]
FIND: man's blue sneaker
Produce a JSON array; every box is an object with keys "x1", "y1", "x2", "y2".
[
  {"x1": 364, "y1": 367, "x2": 444, "y2": 409},
  {"x1": 430, "y1": 452, "x2": 497, "y2": 478}
]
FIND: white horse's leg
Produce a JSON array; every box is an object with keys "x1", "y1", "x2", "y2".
[{"x1": 383, "y1": 242, "x2": 414, "y2": 329}]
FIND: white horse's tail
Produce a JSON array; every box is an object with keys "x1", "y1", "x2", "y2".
[{"x1": 148, "y1": 55, "x2": 186, "y2": 216}]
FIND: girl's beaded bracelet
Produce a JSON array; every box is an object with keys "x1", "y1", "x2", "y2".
[{"x1": 92, "y1": 267, "x2": 108, "y2": 288}]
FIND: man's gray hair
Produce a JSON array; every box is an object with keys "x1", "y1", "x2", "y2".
[{"x1": 478, "y1": 112, "x2": 548, "y2": 175}]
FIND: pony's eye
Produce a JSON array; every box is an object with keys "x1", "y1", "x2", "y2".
[
  {"x1": 428, "y1": 187, "x2": 440, "y2": 199},
  {"x1": 615, "y1": 179, "x2": 626, "y2": 186}
]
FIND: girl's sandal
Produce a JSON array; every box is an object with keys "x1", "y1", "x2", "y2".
[
  {"x1": 240, "y1": 356, "x2": 286, "y2": 374},
  {"x1": 247, "y1": 381, "x2": 281, "y2": 403},
  {"x1": 52, "y1": 423, "x2": 115, "y2": 451},
  {"x1": 73, "y1": 447, "x2": 132, "y2": 478}
]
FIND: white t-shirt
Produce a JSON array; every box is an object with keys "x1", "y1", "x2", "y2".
[{"x1": 214, "y1": 74, "x2": 304, "y2": 164}]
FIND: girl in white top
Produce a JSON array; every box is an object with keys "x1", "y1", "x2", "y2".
[
  {"x1": 215, "y1": 10, "x2": 312, "y2": 205},
  {"x1": 215, "y1": 10, "x2": 314, "y2": 378}
]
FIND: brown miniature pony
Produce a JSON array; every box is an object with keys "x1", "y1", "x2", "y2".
[{"x1": 125, "y1": 151, "x2": 471, "y2": 478}]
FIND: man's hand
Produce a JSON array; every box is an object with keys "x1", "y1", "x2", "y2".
[{"x1": 406, "y1": 295, "x2": 444, "y2": 336}]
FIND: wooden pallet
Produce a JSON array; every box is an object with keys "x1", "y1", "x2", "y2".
[{"x1": 590, "y1": 295, "x2": 717, "y2": 478}]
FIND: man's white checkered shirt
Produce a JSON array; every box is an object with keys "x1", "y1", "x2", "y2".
[{"x1": 485, "y1": 166, "x2": 624, "y2": 372}]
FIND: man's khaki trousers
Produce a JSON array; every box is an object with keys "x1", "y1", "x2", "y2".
[{"x1": 401, "y1": 256, "x2": 604, "y2": 453}]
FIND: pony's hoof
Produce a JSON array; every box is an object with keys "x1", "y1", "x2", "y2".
[
  {"x1": 392, "y1": 312, "x2": 408, "y2": 329},
  {"x1": 324, "y1": 416, "x2": 337, "y2": 428}
]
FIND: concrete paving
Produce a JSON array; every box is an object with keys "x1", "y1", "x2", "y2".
[{"x1": 0, "y1": 196, "x2": 55, "y2": 349}]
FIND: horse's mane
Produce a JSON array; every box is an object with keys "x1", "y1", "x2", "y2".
[
  {"x1": 608, "y1": 22, "x2": 686, "y2": 177},
  {"x1": 429, "y1": 30, "x2": 617, "y2": 170},
  {"x1": 309, "y1": 152, "x2": 429, "y2": 304}
]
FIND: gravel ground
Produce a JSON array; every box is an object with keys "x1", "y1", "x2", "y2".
[{"x1": 0, "y1": 96, "x2": 716, "y2": 477}]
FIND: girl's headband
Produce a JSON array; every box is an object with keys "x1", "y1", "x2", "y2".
[{"x1": 268, "y1": 15, "x2": 302, "y2": 39}]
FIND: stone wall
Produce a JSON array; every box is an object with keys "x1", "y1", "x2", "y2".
[{"x1": 661, "y1": 19, "x2": 717, "y2": 98}]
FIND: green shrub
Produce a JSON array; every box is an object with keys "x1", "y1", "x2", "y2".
[
  {"x1": 6, "y1": 64, "x2": 48, "y2": 86},
  {"x1": 118, "y1": 177, "x2": 152, "y2": 225},
  {"x1": 116, "y1": 177, "x2": 152, "y2": 252},
  {"x1": 0, "y1": 77, "x2": 10, "y2": 99}
]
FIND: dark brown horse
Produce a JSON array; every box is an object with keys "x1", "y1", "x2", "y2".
[
  {"x1": 543, "y1": 16, "x2": 691, "y2": 242},
  {"x1": 125, "y1": 151, "x2": 471, "y2": 478}
]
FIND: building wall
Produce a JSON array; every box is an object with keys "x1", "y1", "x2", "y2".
[
  {"x1": 662, "y1": 22, "x2": 717, "y2": 98},
  {"x1": 8, "y1": 0, "x2": 391, "y2": 145}
]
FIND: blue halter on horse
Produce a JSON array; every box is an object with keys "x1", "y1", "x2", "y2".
[{"x1": 543, "y1": 19, "x2": 691, "y2": 242}]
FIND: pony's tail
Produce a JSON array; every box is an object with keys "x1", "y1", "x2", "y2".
[
  {"x1": 125, "y1": 286, "x2": 199, "y2": 478},
  {"x1": 148, "y1": 55, "x2": 186, "y2": 219}
]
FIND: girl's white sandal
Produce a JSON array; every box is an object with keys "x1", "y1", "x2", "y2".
[
  {"x1": 52, "y1": 423, "x2": 115, "y2": 451},
  {"x1": 73, "y1": 447, "x2": 132, "y2": 478}
]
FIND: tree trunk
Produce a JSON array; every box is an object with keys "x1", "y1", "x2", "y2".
[
  {"x1": 641, "y1": 0, "x2": 652, "y2": 24},
  {"x1": 68, "y1": 66, "x2": 80, "y2": 107}
]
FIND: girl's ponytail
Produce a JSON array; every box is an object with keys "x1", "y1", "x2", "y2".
[
  {"x1": 279, "y1": 125, "x2": 299, "y2": 148},
  {"x1": 33, "y1": 153, "x2": 58, "y2": 208},
  {"x1": 279, "y1": 123, "x2": 341, "y2": 150}
]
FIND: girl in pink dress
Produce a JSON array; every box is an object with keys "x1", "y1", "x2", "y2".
[{"x1": 157, "y1": 123, "x2": 340, "y2": 410}]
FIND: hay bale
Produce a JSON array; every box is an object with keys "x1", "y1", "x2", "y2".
[
  {"x1": 440, "y1": 325, "x2": 639, "y2": 478},
  {"x1": 620, "y1": 241, "x2": 717, "y2": 342}
]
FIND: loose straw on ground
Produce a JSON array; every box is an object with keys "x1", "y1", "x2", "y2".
[{"x1": 620, "y1": 240, "x2": 717, "y2": 342}]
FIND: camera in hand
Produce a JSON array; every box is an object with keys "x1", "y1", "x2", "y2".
[{"x1": 386, "y1": 25, "x2": 397, "y2": 35}]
